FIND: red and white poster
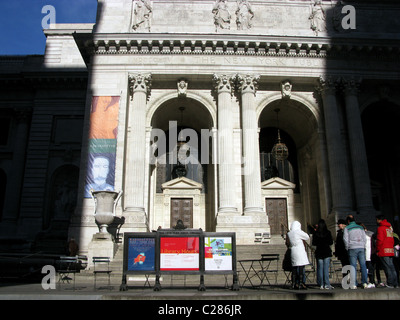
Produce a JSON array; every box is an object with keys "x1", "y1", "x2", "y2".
[{"x1": 160, "y1": 237, "x2": 200, "y2": 271}]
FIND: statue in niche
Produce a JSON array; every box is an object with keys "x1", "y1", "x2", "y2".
[
  {"x1": 236, "y1": 0, "x2": 254, "y2": 30},
  {"x1": 131, "y1": 0, "x2": 152, "y2": 32},
  {"x1": 212, "y1": 0, "x2": 231, "y2": 32},
  {"x1": 309, "y1": 0, "x2": 326, "y2": 36}
]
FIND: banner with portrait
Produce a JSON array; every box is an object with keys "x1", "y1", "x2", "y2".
[{"x1": 85, "y1": 96, "x2": 120, "y2": 198}]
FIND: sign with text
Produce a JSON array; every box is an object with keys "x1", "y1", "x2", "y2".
[
  {"x1": 204, "y1": 236, "x2": 233, "y2": 271},
  {"x1": 127, "y1": 237, "x2": 156, "y2": 272},
  {"x1": 160, "y1": 237, "x2": 200, "y2": 271}
]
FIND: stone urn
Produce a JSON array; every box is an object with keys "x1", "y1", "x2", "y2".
[{"x1": 91, "y1": 190, "x2": 122, "y2": 234}]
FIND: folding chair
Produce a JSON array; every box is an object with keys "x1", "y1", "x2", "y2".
[
  {"x1": 57, "y1": 256, "x2": 78, "y2": 290},
  {"x1": 93, "y1": 257, "x2": 112, "y2": 289}
]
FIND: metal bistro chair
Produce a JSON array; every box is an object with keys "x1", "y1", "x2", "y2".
[
  {"x1": 57, "y1": 256, "x2": 78, "y2": 290},
  {"x1": 259, "y1": 254, "x2": 280, "y2": 286},
  {"x1": 93, "y1": 257, "x2": 112, "y2": 289}
]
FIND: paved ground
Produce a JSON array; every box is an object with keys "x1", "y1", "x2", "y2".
[{"x1": 1, "y1": 278, "x2": 399, "y2": 301}]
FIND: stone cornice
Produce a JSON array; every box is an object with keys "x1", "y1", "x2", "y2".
[{"x1": 86, "y1": 33, "x2": 400, "y2": 59}]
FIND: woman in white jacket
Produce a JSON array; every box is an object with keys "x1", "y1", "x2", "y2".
[{"x1": 287, "y1": 221, "x2": 310, "y2": 289}]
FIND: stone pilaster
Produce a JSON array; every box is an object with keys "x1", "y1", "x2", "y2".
[
  {"x1": 342, "y1": 77, "x2": 375, "y2": 221},
  {"x1": 236, "y1": 74, "x2": 263, "y2": 213},
  {"x1": 317, "y1": 76, "x2": 353, "y2": 217},
  {"x1": 212, "y1": 74, "x2": 238, "y2": 214},
  {"x1": 125, "y1": 74, "x2": 152, "y2": 222}
]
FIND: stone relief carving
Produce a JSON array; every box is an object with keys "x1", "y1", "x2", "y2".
[
  {"x1": 309, "y1": 0, "x2": 326, "y2": 36},
  {"x1": 212, "y1": 0, "x2": 231, "y2": 32},
  {"x1": 236, "y1": 0, "x2": 254, "y2": 30},
  {"x1": 281, "y1": 80, "x2": 292, "y2": 99},
  {"x1": 131, "y1": 0, "x2": 152, "y2": 32},
  {"x1": 177, "y1": 79, "x2": 188, "y2": 98},
  {"x1": 236, "y1": 74, "x2": 260, "y2": 95},
  {"x1": 128, "y1": 73, "x2": 152, "y2": 101}
]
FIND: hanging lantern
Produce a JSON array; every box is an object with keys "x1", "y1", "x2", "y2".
[{"x1": 271, "y1": 108, "x2": 289, "y2": 161}]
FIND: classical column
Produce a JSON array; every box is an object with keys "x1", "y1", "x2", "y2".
[
  {"x1": 237, "y1": 74, "x2": 263, "y2": 213},
  {"x1": 213, "y1": 74, "x2": 237, "y2": 213},
  {"x1": 1, "y1": 108, "x2": 31, "y2": 225},
  {"x1": 317, "y1": 76, "x2": 353, "y2": 215},
  {"x1": 125, "y1": 73, "x2": 152, "y2": 213},
  {"x1": 342, "y1": 77, "x2": 374, "y2": 215}
]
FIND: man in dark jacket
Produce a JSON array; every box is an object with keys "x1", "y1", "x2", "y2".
[
  {"x1": 376, "y1": 214, "x2": 398, "y2": 288},
  {"x1": 335, "y1": 219, "x2": 349, "y2": 267}
]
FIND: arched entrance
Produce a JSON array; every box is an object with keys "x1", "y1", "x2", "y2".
[
  {"x1": 258, "y1": 96, "x2": 322, "y2": 231},
  {"x1": 148, "y1": 95, "x2": 215, "y2": 231},
  {"x1": 362, "y1": 100, "x2": 400, "y2": 232}
]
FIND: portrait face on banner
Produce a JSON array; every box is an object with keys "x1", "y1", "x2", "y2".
[{"x1": 85, "y1": 96, "x2": 120, "y2": 198}]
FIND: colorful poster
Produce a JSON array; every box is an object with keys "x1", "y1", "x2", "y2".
[
  {"x1": 204, "y1": 237, "x2": 233, "y2": 271},
  {"x1": 127, "y1": 237, "x2": 156, "y2": 272},
  {"x1": 85, "y1": 96, "x2": 120, "y2": 198},
  {"x1": 160, "y1": 237, "x2": 200, "y2": 271}
]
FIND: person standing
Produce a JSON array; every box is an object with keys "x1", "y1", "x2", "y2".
[
  {"x1": 343, "y1": 216, "x2": 369, "y2": 289},
  {"x1": 335, "y1": 219, "x2": 349, "y2": 268},
  {"x1": 313, "y1": 219, "x2": 334, "y2": 289},
  {"x1": 376, "y1": 214, "x2": 398, "y2": 288},
  {"x1": 287, "y1": 221, "x2": 310, "y2": 290}
]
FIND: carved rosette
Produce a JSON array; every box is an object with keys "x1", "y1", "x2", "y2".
[{"x1": 128, "y1": 73, "x2": 152, "y2": 101}]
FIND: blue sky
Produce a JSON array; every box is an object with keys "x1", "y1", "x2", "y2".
[{"x1": 0, "y1": 0, "x2": 98, "y2": 55}]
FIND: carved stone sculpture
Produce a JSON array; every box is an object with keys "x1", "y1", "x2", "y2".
[
  {"x1": 281, "y1": 80, "x2": 292, "y2": 99},
  {"x1": 131, "y1": 0, "x2": 152, "y2": 32},
  {"x1": 309, "y1": 0, "x2": 326, "y2": 36},
  {"x1": 236, "y1": 0, "x2": 254, "y2": 30},
  {"x1": 177, "y1": 79, "x2": 188, "y2": 98},
  {"x1": 212, "y1": 0, "x2": 231, "y2": 32}
]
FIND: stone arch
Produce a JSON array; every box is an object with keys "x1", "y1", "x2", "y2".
[
  {"x1": 146, "y1": 91, "x2": 216, "y2": 129},
  {"x1": 257, "y1": 92, "x2": 324, "y2": 229},
  {"x1": 147, "y1": 92, "x2": 216, "y2": 231}
]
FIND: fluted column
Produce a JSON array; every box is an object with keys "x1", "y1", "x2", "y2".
[
  {"x1": 237, "y1": 74, "x2": 263, "y2": 213},
  {"x1": 125, "y1": 73, "x2": 152, "y2": 213},
  {"x1": 213, "y1": 74, "x2": 237, "y2": 213},
  {"x1": 317, "y1": 76, "x2": 353, "y2": 214},
  {"x1": 342, "y1": 77, "x2": 374, "y2": 214}
]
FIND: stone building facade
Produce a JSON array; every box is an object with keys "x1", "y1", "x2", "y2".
[{"x1": 1, "y1": 0, "x2": 400, "y2": 254}]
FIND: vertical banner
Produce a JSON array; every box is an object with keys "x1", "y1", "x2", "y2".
[
  {"x1": 85, "y1": 96, "x2": 120, "y2": 198},
  {"x1": 204, "y1": 237, "x2": 233, "y2": 271}
]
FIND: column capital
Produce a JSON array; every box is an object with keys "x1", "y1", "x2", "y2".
[
  {"x1": 212, "y1": 73, "x2": 235, "y2": 97},
  {"x1": 341, "y1": 76, "x2": 362, "y2": 96},
  {"x1": 129, "y1": 73, "x2": 152, "y2": 101},
  {"x1": 236, "y1": 74, "x2": 260, "y2": 96},
  {"x1": 316, "y1": 75, "x2": 340, "y2": 96}
]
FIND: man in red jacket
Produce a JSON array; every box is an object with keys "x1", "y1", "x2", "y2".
[{"x1": 376, "y1": 214, "x2": 398, "y2": 288}]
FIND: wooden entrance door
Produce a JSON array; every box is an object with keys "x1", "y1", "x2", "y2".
[
  {"x1": 170, "y1": 198, "x2": 193, "y2": 228},
  {"x1": 266, "y1": 198, "x2": 288, "y2": 236}
]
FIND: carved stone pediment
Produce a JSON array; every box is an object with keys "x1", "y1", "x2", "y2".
[
  {"x1": 161, "y1": 177, "x2": 203, "y2": 191},
  {"x1": 261, "y1": 177, "x2": 296, "y2": 190}
]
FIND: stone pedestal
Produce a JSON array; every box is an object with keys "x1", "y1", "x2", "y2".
[{"x1": 87, "y1": 233, "x2": 117, "y2": 268}]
